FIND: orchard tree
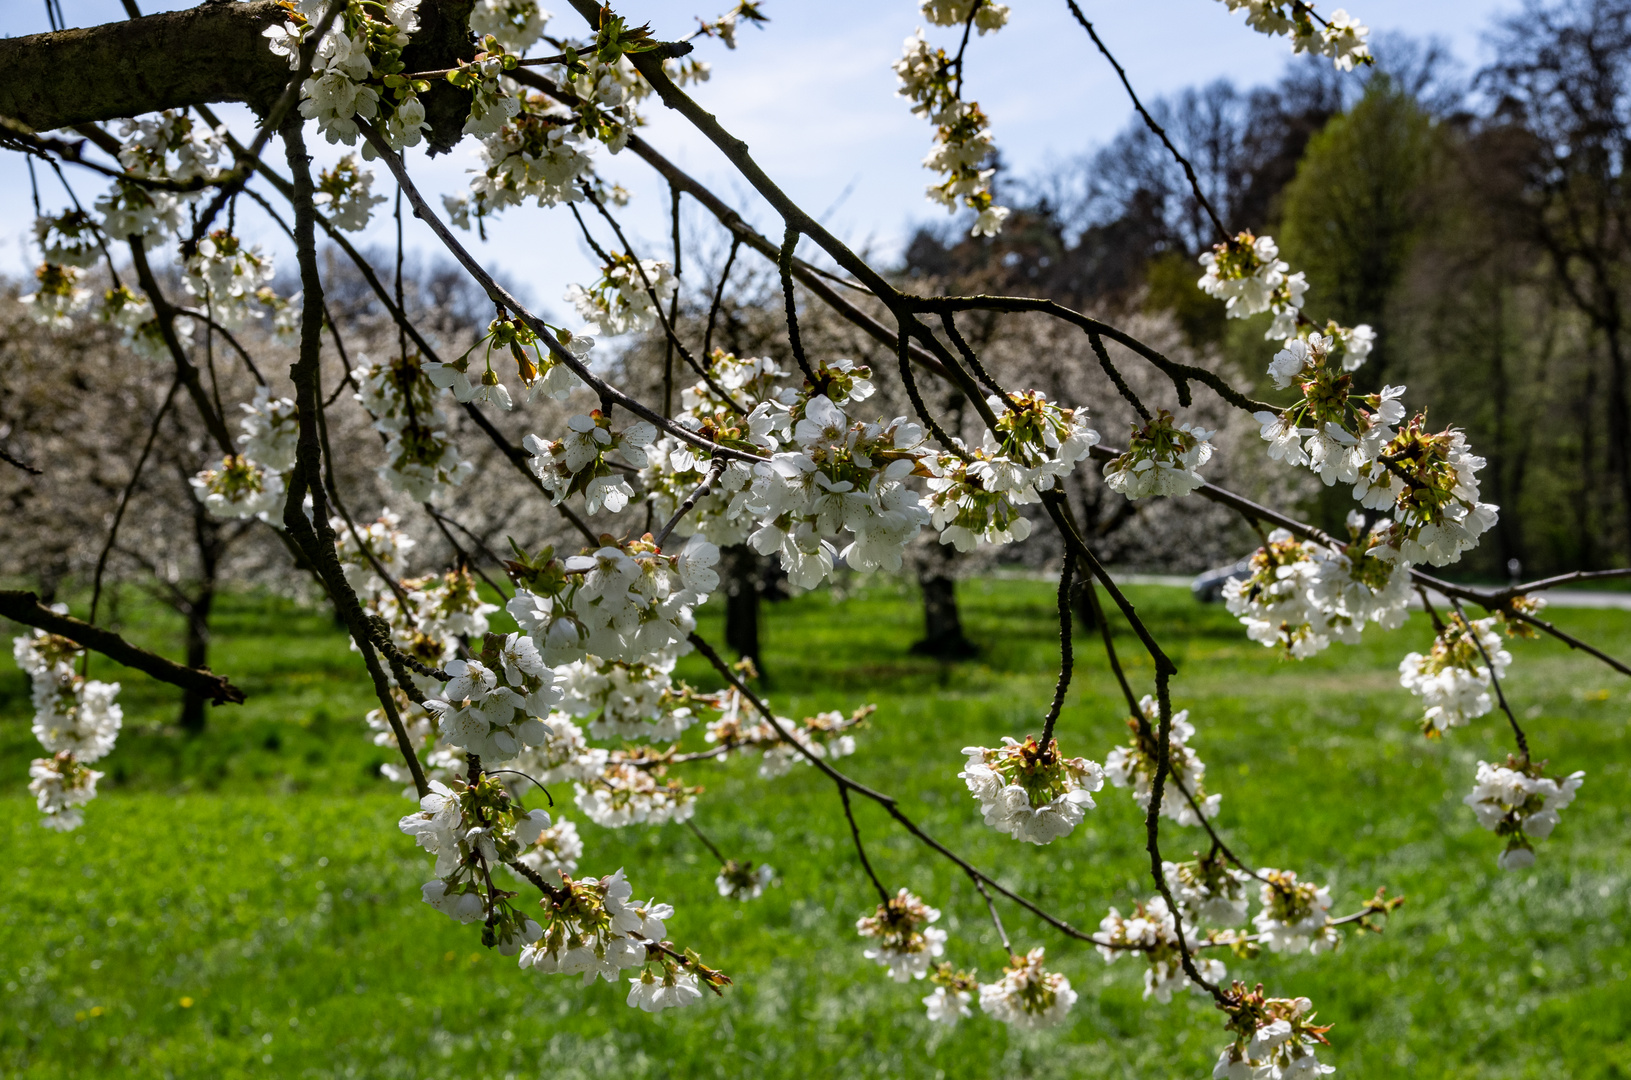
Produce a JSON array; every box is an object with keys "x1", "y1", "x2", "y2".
[{"x1": 1, "y1": 1, "x2": 1622, "y2": 1074}]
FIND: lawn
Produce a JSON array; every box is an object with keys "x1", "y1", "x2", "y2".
[{"x1": 1, "y1": 579, "x2": 1628, "y2": 1079}]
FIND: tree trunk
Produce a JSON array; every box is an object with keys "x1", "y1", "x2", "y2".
[
  {"x1": 722, "y1": 544, "x2": 762, "y2": 669},
  {"x1": 910, "y1": 543, "x2": 976, "y2": 659},
  {"x1": 178, "y1": 583, "x2": 215, "y2": 734},
  {"x1": 179, "y1": 483, "x2": 224, "y2": 733}
]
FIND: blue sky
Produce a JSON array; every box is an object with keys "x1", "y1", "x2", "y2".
[{"x1": 2, "y1": 0, "x2": 1520, "y2": 324}]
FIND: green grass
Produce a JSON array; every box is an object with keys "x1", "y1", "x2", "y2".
[{"x1": 2, "y1": 580, "x2": 1629, "y2": 1079}]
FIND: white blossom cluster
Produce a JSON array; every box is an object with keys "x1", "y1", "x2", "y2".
[
  {"x1": 1097, "y1": 896, "x2": 1226, "y2": 1003},
  {"x1": 518, "y1": 866, "x2": 710, "y2": 1014},
  {"x1": 856, "y1": 889, "x2": 948, "y2": 982},
  {"x1": 922, "y1": 964, "x2": 979, "y2": 1027},
  {"x1": 977, "y1": 947, "x2": 1077, "y2": 1029},
  {"x1": 1104, "y1": 695, "x2": 1220, "y2": 827},
  {"x1": 925, "y1": 390, "x2": 1099, "y2": 548},
  {"x1": 469, "y1": 0, "x2": 552, "y2": 52},
  {"x1": 352, "y1": 353, "x2": 476, "y2": 501},
  {"x1": 97, "y1": 284, "x2": 177, "y2": 362},
  {"x1": 314, "y1": 153, "x2": 387, "y2": 230},
  {"x1": 189, "y1": 385, "x2": 299, "y2": 521},
  {"x1": 1213, "y1": 991, "x2": 1337, "y2": 1079},
  {"x1": 1397, "y1": 613, "x2": 1511, "y2": 735},
  {"x1": 894, "y1": 5, "x2": 1012, "y2": 237},
  {"x1": 642, "y1": 352, "x2": 790, "y2": 547},
  {"x1": 95, "y1": 111, "x2": 222, "y2": 241},
  {"x1": 1223, "y1": 517, "x2": 1412, "y2": 658},
  {"x1": 1164, "y1": 856, "x2": 1252, "y2": 928},
  {"x1": 715, "y1": 859, "x2": 774, "y2": 901},
  {"x1": 265, "y1": 0, "x2": 430, "y2": 152},
  {"x1": 424, "y1": 317, "x2": 588, "y2": 412},
  {"x1": 13, "y1": 625, "x2": 122, "y2": 831},
  {"x1": 1252, "y1": 869, "x2": 1339, "y2": 955},
  {"x1": 746, "y1": 393, "x2": 929, "y2": 585},
  {"x1": 402, "y1": 774, "x2": 551, "y2": 953},
  {"x1": 558, "y1": 654, "x2": 698, "y2": 742},
  {"x1": 1463, "y1": 757, "x2": 1585, "y2": 870},
  {"x1": 573, "y1": 753, "x2": 703, "y2": 828},
  {"x1": 958, "y1": 736, "x2": 1105, "y2": 844},
  {"x1": 526, "y1": 412, "x2": 657, "y2": 513},
  {"x1": 1216, "y1": 0, "x2": 1372, "y2": 70},
  {"x1": 425, "y1": 633, "x2": 561, "y2": 761},
  {"x1": 33, "y1": 211, "x2": 102, "y2": 270},
  {"x1": 1198, "y1": 231, "x2": 1309, "y2": 336},
  {"x1": 515, "y1": 815, "x2": 583, "y2": 881},
  {"x1": 566, "y1": 256, "x2": 678, "y2": 337},
  {"x1": 506, "y1": 535, "x2": 718, "y2": 665},
  {"x1": 703, "y1": 695, "x2": 867, "y2": 779},
  {"x1": 453, "y1": 92, "x2": 597, "y2": 221},
  {"x1": 20, "y1": 262, "x2": 90, "y2": 329},
  {"x1": 1102, "y1": 409, "x2": 1215, "y2": 499},
  {"x1": 183, "y1": 230, "x2": 278, "y2": 330}
]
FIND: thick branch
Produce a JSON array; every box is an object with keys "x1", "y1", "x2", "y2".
[{"x1": 0, "y1": 591, "x2": 245, "y2": 705}]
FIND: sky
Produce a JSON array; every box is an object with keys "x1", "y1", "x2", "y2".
[{"x1": 1, "y1": 0, "x2": 1521, "y2": 325}]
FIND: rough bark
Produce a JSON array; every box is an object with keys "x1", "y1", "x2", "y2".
[{"x1": 0, "y1": 1, "x2": 477, "y2": 153}]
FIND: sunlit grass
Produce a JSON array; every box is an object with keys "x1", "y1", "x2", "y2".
[{"x1": 2, "y1": 580, "x2": 1627, "y2": 1078}]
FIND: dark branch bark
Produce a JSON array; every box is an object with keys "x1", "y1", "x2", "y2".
[
  {"x1": 1, "y1": 1, "x2": 477, "y2": 153},
  {"x1": 0, "y1": 590, "x2": 245, "y2": 705}
]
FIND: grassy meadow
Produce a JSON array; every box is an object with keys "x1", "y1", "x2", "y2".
[{"x1": 1, "y1": 579, "x2": 1628, "y2": 1079}]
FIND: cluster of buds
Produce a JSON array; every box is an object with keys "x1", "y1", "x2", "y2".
[{"x1": 958, "y1": 736, "x2": 1105, "y2": 844}]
